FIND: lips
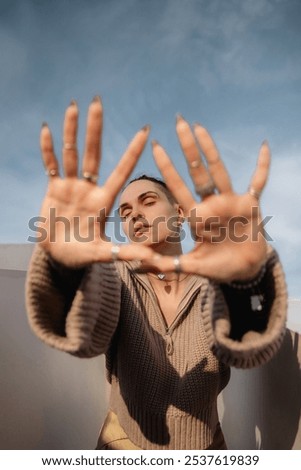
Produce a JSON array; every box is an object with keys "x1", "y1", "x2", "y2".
[{"x1": 133, "y1": 223, "x2": 151, "y2": 236}]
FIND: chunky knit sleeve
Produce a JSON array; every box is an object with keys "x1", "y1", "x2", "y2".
[
  {"x1": 25, "y1": 246, "x2": 122, "y2": 358},
  {"x1": 201, "y1": 247, "x2": 287, "y2": 369}
]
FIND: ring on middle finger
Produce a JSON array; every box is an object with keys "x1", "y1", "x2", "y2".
[
  {"x1": 190, "y1": 160, "x2": 201, "y2": 169},
  {"x1": 63, "y1": 142, "x2": 77, "y2": 151},
  {"x1": 195, "y1": 180, "x2": 216, "y2": 198},
  {"x1": 82, "y1": 171, "x2": 98, "y2": 184}
]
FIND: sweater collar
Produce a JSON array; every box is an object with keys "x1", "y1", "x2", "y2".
[{"x1": 124, "y1": 260, "x2": 205, "y2": 319}]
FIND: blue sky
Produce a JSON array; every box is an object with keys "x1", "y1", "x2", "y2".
[{"x1": 0, "y1": 0, "x2": 301, "y2": 298}]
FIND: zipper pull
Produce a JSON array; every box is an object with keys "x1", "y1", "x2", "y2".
[{"x1": 165, "y1": 332, "x2": 174, "y2": 355}]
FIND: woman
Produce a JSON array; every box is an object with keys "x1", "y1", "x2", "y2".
[{"x1": 26, "y1": 97, "x2": 287, "y2": 450}]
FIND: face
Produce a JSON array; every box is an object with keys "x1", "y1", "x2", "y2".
[{"x1": 118, "y1": 180, "x2": 182, "y2": 248}]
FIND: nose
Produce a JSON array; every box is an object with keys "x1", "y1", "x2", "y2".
[{"x1": 130, "y1": 208, "x2": 145, "y2": 221}]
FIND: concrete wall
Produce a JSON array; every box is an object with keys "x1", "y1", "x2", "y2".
[{"x1": 0, "y1": 244, "x2": 300, "y2": 450}]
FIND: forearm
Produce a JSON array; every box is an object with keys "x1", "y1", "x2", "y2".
[
  {"x1": 25, "y1": 245, "x2": 121, "y2": 357},
  {"x1": 202, "y1": 246, "x2": 287, "y2": 369}
]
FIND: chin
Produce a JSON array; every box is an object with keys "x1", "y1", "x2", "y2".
[
  {"x1": 129, "y1": 236, "x2": 163, "y2": 248},
  {"x1": 128, "y1": 230, "x2": 177, "y2": 247}
]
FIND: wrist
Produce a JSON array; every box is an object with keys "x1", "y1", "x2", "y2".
[{"x1": 226, "y1": 263, "x2": 266, "y2": 290}]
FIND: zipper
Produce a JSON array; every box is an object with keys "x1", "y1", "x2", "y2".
[{"x1": 165, "y1": 330, "x2": 174, "y2": 355}]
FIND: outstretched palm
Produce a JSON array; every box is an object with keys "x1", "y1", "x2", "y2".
[
  {"x1": 150, "y1": 116, "x2": 270, "y2": 282},
  {"x1": 38, "y1": 98, "x2": 153, "y2": 267}
]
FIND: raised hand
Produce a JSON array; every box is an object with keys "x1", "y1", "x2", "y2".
[
  {"x1": 149, "y1": 115, "x2": 270, "y2": 282},
  {"x1": 38, "y1": 97, "x2": 153, "y2": 267}
]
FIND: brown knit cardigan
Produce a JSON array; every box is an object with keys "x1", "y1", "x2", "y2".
[{"x1": 25, "y1": 246, "x2": 287, "y2": 449}]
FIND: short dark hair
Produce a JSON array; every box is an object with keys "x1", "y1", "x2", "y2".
[{"x1": 125, "y1": 174, "x2": 177, "y2": 204}]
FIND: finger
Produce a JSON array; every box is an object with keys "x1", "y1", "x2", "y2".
[
  {"x1": 97, "y1": 242, "x2": 155, "y2": 263},
  {"x1": 135, "y1": 253, "x2": 188, "y2": 274},
  {"x1": 58, "y1": 242, "x2": 156, "y2": 269},
  {"x1": 176, "y1": 115, "x2": 212, "y2": 191},
  {"x1": 82, "y1": 96, "x2": 103, "y2": 178},
  {"x1": 193, "y1": 124, "x2": 232, "y2": 193},
  {"x1": 139, "y1": 252, "x2": 240, "y2": 280},
  {"x1": 104, "y1": 125, "x2": 151, "y2": 202},
  {"x1": 152, "y1": 141, "x2": 195, "y2": 213},
  {"x1": 248, "y1": 141, "x2": 271, "y2": 198},
  {"x1": 62, "y1": 100, "x2": 79, "y2": 177},
  {"x1": 40, "y1": 123, "x2": 60, "y2": 177}
]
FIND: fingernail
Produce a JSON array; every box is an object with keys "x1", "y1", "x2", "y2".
[
  {"x1": 151, "y1": 139, "x2": 159, "y2": 147},
  {"x1": 141, "y1": 124, "x2": 151, "y2": 132},
  {"x1": 70, "y1": 99, "x2": 77, "y2": 106},
  {"x1": 92, "y1": 95, "x2": 102, "y2": 103},
  {"x1": 193, "y1": 122, "x2": 202, "y2": 129},
  {"x1": 176, "y1": 113, "x2": 185, "y2": 123},
  {"x1": 41, "y1": 122, "x2": 48, "y2": 128},
  {"x1": 262, "y1": 139, "x2": 269, "y2": 146}
]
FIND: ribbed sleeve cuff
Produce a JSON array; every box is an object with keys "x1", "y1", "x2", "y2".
[
  {"x1": 201, "y1": 248, "x2": 288, "y2": 369},
  {"x1": 25, "y1": 246, "x2": 121, "y2": 358}
]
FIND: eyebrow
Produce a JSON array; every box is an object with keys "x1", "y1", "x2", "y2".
[{"x1": 118, "y1": 191, "x2": 159, "y2": 214}]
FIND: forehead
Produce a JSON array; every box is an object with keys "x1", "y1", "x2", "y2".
[{"x1": 119, "y1": 180, "x2": 167, "y2": 205}]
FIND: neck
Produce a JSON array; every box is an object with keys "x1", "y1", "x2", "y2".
[{"x1": 151, "y1": 238, "x2": 183, "y2": 257}]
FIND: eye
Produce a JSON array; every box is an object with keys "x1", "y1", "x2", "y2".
[
  {"x1": 144, "y1": 197, "x2": 156, "y2": 206},
  {"x1": 120, "y1": 210, "x2": 131, "y2": 220}
]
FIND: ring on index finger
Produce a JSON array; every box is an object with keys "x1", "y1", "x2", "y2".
[
  {"x1": 248, "y1": 186, "x2": 261, "y2": 200},
  {"x1": 111, "y1": 244, "x2": 121, "y2": 261},
  {"x1": 195, "y1": 180, "x2": 216, "y2": 199},
  {"x1": 45, "y1": 168, "x2": 59, "y2": 177}
]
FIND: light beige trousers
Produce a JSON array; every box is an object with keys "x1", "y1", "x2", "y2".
[{"x1": 96, "y1": 410, "x2": 227, "y2": 450}]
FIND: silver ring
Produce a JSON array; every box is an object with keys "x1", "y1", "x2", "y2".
[
  {"x1": 82, "y1": 172, "x2": 98, "y2": 184},
  {"x1": 173, "y1": 256, "x2": 181, "y2": 273},
  {"x1": 190, "y1": 160, "x2": 201, "y2": 169},
  {"x1": 63, "y1": 143, "x2": 77, "y2": 151},
  {"x1": 111, "y1": 244, "x2": 121, "y2": 261},
  {"x1": 248, "y1": 187, "x2": 261, "y2": 200},
  {"x1": 195, "y1": 180, "x2": 216, "y2": 198},
  {"x1": 45, "y1": 169, "x2": 59, "y2": 177}
]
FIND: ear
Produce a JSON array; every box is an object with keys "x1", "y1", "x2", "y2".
[{"x1": 174, "y1": 203, "x2": 185, "y2": 225}]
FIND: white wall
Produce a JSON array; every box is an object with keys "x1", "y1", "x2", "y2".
[
  {"x1": 0, "y1": 244, "x2": 300, "y2": 450},
  {"x1": 218, "y1": 328, "x2": 301, "y2": 449},
  {"x1": 0, "y1": 245, "x2": 106, "y2": 450}
]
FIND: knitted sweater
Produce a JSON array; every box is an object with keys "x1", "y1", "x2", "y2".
[{"x1": 25, "y1": 246, "x2": 287, "y2": 450}]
